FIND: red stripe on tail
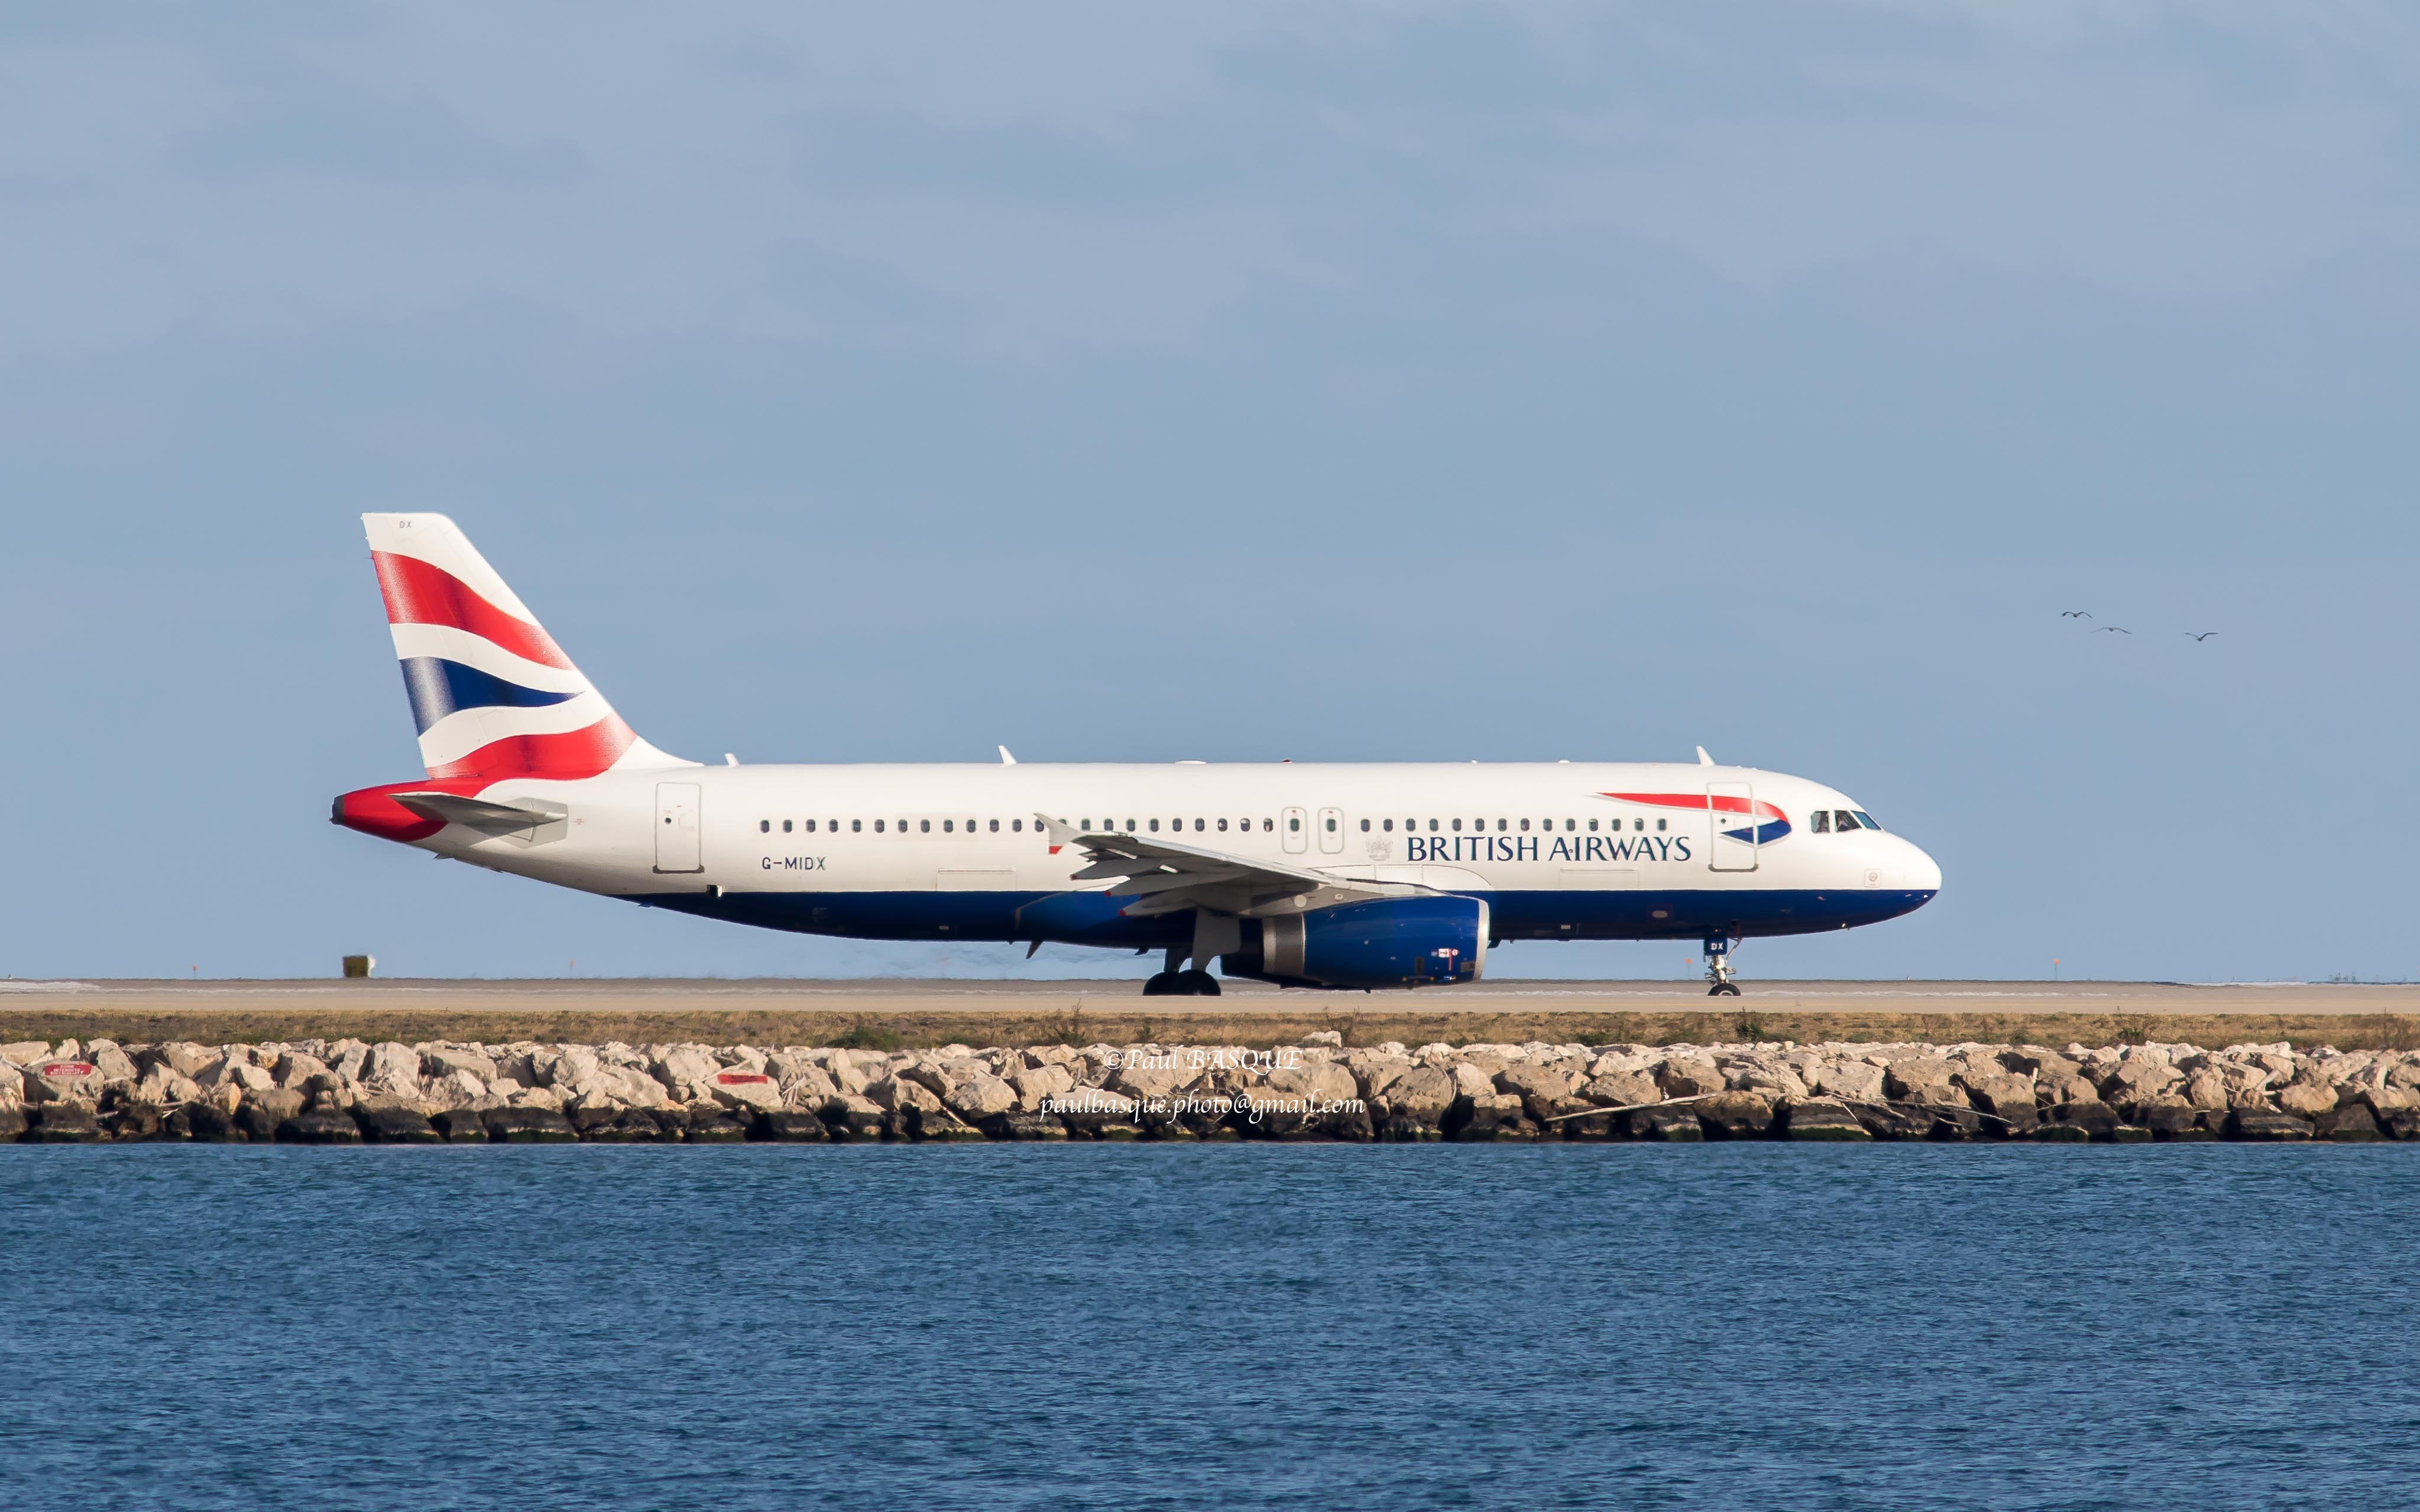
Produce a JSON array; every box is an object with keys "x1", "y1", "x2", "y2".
[
  {"x1": 372, "y1": 551, "x2": 574, "y2": 670},
  {"x1": 426, "y1": 716, "x2": 637, "y2": 781}
]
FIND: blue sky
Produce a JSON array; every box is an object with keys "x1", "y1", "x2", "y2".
[{"x1": 4, "y1": 2, "x2": 2415, "y2": 982}]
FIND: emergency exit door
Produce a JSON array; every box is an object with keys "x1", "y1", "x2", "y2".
[{"x1": 655, "y1": 783, "x2": 702, "y2": 873}]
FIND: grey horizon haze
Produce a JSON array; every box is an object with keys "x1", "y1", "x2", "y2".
[{"x1": 2, "y1": 2, "x2": 2413, "y2": 983}]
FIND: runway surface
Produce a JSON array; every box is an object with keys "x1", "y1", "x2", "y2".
[{"x1": 5, "y1": 978, "x2": 2413, "y2": 1050}]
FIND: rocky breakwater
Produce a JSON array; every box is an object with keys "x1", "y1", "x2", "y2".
[{"x1": 2, "y1": 1033, "x2": 2416, "y2": 1144}]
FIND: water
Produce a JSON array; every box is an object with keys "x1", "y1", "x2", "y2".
[{"x1": 2, "y1": 1144, "x2": 2415, "y2": 1511}]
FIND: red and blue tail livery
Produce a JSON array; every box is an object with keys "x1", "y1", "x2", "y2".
[
  {"x1": 333, "y1": 516, "x2": 1938, "y2": 995},
  {"x1": 362, "y1": 515, "x2": 683, "y2": 783}
]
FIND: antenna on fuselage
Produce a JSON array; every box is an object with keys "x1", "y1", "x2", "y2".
[
  {"x1": 998, "y1": 745, "x2": 1018, "y2": 765},
  {"x1": 1696, "y1": 746, "x2": 1715, "y2": 766}
]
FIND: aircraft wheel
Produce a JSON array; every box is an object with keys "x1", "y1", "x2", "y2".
[
  {"x1": 1174, "y1": 969, "x2": 1222, "y2": 997},
  {"x1": 1141, "y1": 972, "x2": 1177, "y2": 996}
]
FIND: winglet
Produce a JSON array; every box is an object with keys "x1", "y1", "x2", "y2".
[
  {"x1": 1696, "y1": 746, "x2": 1715, "y2": 767},
  {"x1": 999, "y1": 745, "x2": 1018, "y2": 765}
]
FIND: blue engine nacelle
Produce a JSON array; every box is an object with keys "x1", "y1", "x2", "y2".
[{"x1": 1221, "y1": 895, "x2": 1489, "y2": 989}]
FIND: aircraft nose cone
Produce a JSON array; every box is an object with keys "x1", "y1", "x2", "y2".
[{"x1": 1901, "y1": 838, "x2": 1942, "y2": 897}]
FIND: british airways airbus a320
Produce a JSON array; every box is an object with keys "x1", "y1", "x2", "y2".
[{"x1": 332, "y1": 515, "x2": 1940, "y2": 995}]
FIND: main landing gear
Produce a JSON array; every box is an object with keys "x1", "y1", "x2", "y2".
[
  {"x1": 1142, "y1": 946, "x2": 1222, "y2": 997},
  {"x1": 1705, "y1": 932, "x2": 1742, "y2": 997}
]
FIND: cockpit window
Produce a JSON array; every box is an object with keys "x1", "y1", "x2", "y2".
[
  {"x1": 1809, "y1": 810, "x2": 1831, "y2": 834},
  {"x1": 1853, "y1": 810, "x2": 1881, "y2": 832},
  {"x1": 1833, "y1": 810, "x2": 1857, "y2": 831}
]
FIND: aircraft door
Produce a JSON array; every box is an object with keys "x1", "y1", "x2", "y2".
[
  {"x1": 655, "y1": 782, "x2": 702, "y2": 873},
  {"x1": 1317, "y1": 806, "x2": 1345, "y2": 855},
  {"x1": 1282, "y1": 806, "x2": 1308, "y2": 855},
  {"x1": 1706, "y1": 781, "x2": 1757, "y2": 872}
]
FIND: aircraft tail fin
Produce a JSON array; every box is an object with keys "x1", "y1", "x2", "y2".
[{"x1": 361, "y1": 514, "x2": 691, "y2": 782}]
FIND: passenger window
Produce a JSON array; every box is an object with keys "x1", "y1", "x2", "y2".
[
  {"x1": 1012, "y1": 819, "x2": 1022, "y2": 832},
  {"x1": 851, "y1": 820, "x2": 862, "y2": 833},
  {"x1": 1217, "y1": 818, "x2": 1228, "y2": 832},
  {"x1": 1495, "y1": 819, "x2": 1506, "y2": 832},
  {"x1": 1588, "y1": 819, "x2": 1598, "y2": 832},
  {"x1": 1360, "y1": 819, "x2": 1371, "y2": 832},
  {"x1": 1126, "y1": 819, "x2": 1136, "y2": 832},
  {"x1": 1428, "y1": 819, "x2": 1439, "y2": 832},
  {"x1": 1566, "y1": 819, "x2": 1576, "y2": 831},
  {"x1": 1634, "y1": 818, "x2": 1644, "y2": 832},
  {"x1": 1262, "y1": 818, "x2": 1272, "y2": 832},
  {"x1": 942, "y1": 820, "x2": 953, "y2": 833},
  {"x1": 919, "y1": 819, "x2": 930, "y2": 833},
  {"x1": 1854, "y1": 811, "x2": 1882, "y2": 831},
  {"x1": 1518, "y1": 818, "x2": 1530, "y2": 831},
  {"x1": 1194, "y1": 818, "x2": 1204, "y2": 832},
  {"x1": 1325, "y1": 816, "x2": 1337, "y2": 832},
  {"x1": 1451, "y1": 818, "x2": 1462, "y2": 832},
  {"x1": 874, "y1": 820, "x2": 885, "y2": 833},
  {"x1": 1810, "y1": 810, "x2": 1830, "y2": 834},
  {"x1": 1382, "y1": 819, "x2": 1394, "y2": 832},
  {"x1": 759, "y1": 820, "x2": 769, "y2": 833},
  {"x1": 1288, "y1": 816, "x2": 1300, "y2": 832},
  {"x1": 990, "y1": 819, "x2": 999, "y2": 833},
  {"x1": 1149, "y1": 819, "x2": 1161, "y2": 832},
  {"x1": 1657, "y1": 818, "x2": 1666, "y2": 831}
]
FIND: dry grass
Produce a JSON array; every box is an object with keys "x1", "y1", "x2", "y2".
[{"x1": 7, "y1": 1005, "x2": 2416, "y2": 1052}]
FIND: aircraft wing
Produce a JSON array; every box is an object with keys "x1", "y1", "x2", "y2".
[
  {"x1": 1035, "y1": 815, "x2": 1410, "y2": 918},
  {"x1": 391, "y1": 791, "x2": 568, "y2": 838}
]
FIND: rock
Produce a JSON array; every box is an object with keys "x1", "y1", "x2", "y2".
[
  {"x1": 1298, "y1": 1029, "x2": 1345, "y2": 1048},
  {"x1": 1850, "y1": 1102, "x2": 1932, "y2": 1141},
  {"x1": 1813, "y1": 1060, "x2": 1887, "y2": 1102},
  {"x1": 751, "y1": 1110, "x2": 830, "y2": 1142},
  {"x1": 1625, "y1": 1104, "x2": 1704, "y2": 1141},
  {"x1": 108, "y1": 1101, "x2": 176, "y2": 1141},
  {"x1": 707, "y1": 1069, "x2": 785, "y2": 1113},
  {"x1": 981, "y1": 1111, "x2": 1072, "y2": 1141},
  {"x1": 2276, "y1": 1082, "x2": 2340, "y2": 1118},
  {"x1": 685, "y1": 1112, "x2": 749, "y2": 1143},
  {"x1": 866, "y1": 1075, "x2": 942, "y2": 1114},
  {"x1": 278, "y1": 1108, "x2": 364, "y2": 1144},
  {"x1": 353, "y1": 1102, "x2": 441, "y2": 1144},
  {"x1": 1883, "y1": 1057, "x2": 1956, "y2": 1101},
  {"x1": 2143, "y1": 1103, "x2": 2213, "y2": 1141},
  {"x1": 421, "y1": 1046, "x2": 501, "y2": 1083},
  {"x1": 1778, "y1": 1098, "x2": 1870, "y2": 1141},
  {"x1": 1695, "y1": 1091, "x2": 1775, "y2": 1140},
  {"x1": 1048, "y1": 1086, "x2": 1140, "y2": 1133},
  {"x1": 1376, "y1": 1067, "x2": 1457, "y2": 1124},
  {"x1": 429, "y1": 1108, "x2": 493, "y2": 1142},
  {"x1": 582, "y1": 1109, "x2": 673, "y2": 1142},
  {"x1": 1581, "y1": 1070, "x2": 1660, "y2": 1108},
  {"x1": 2226, "y1": 1109, "x2": 2314, "y2": 1141},
  {"x1": 236, "y1": 1088, "x2": 306, "y2": 1141},
  {"x1": 2030, "y1": 1121, "x2": 2093, "y2": 1143},
  {"x1": 2038, "y1": 1073, "x2": 2098, "y2": 1107},
  {"x1": 28, "y1": 1102, "x2": 104, "y2": 1141},
  {"x1": 359, "y1": 1041, "x2": 423, "y2": 1096},
  {"x1": 1, "y1": 1039, "x2": 51, "y2": 1065},
  {"x1": 2383, "y1": 1109, "x2": 2420, "y2": 1142},
  {"x1": 944, "y1": 1073, "x2": 1019, "y2": 1121},
  {"x1": 481, "y1": 1107, "x2": 578, "y2": 1143},
  {"x1": 135, "y1": 1066, "x2": 205, "y2": 1107},
  {"x1": 2050, "y1": 1100, "x2": 2120, "y2": 1141},
  {"x1": 0, "y1": 1103, "x2": 23, "y2": 1142},
  {"x1": 1496, "y1": 1063, "x2": 1577, "y2": 1105},
  {"x1": 2315, "y1": 1104, "x2": 2385, "y2": 1142},
  {"x1": 1655, "y1": 1057, "x2": 1722, "y2": 1098},
  {"x1": 821, "y1": 1095, "x2": 886, "y2": 1141},
  {"x1": 1959, "y1": 1075, "x2": 2038, "y2": 1127},
  {"x1": 26, "y1": 1059, "x2": 102, "y2": 1104},
  {"x1": 650, "y1": 1045, "x2": 723, "y2": 1101},
  {"x1": 2182, "y1": 1070, "x2": 2231, "y2": 1111},
  {"x1": 1010, "y1": 1063, "x2": 1077, "y2": 1111},
  {"x1": 1447, "y1": 1092, "x2": 1534, "y2": 1141},
  {"x1": 1925, "y1": 1107, "x2": 1984, "y2": 1141},
  {"x1": 90, "y1": 1044, "x2": 139, "y2": 1083}
]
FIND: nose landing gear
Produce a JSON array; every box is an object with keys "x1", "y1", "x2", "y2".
[{"x1": 1704, "y1": 932, "x2": 1742, "y2": 997}]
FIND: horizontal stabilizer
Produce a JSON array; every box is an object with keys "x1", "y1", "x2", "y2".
[{"x1": 389, "y1": 791, "x2": 568, "y2": 838}]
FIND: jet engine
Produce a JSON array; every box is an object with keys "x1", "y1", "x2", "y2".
[{"x1": 1222, "y1": 895, "x2": 1488, "y2": 989}]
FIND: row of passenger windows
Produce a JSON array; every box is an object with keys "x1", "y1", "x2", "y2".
[{"x1": 754, "y1": 814, "x2": 1681, "y2": 836}]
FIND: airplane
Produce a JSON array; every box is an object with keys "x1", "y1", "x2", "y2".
[{"x1": 331, "y1": 515, "x2": 1941, "y2": 996}]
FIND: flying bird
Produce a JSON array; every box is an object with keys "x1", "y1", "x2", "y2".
[
  {"x1": 2185, "y1": 631, "x2": 2217, "y2": 641},
  {"x1": 2062, "y1": 610, "x2": 2092, "y2": 618},
  {"x1": 2097, "y1": 625, "x2": 2131, "y2": 634}
]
